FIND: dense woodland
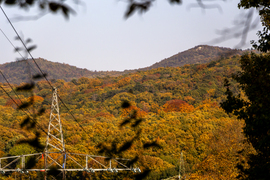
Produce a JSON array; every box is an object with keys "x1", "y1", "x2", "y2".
[
  {"x1": 0, "y1": 0, "x2": 269, "y2": 178},
  {"x1": 0, "y1": 51, "x2": 257, "y2": 179},
  {"x1": 0, "y1": 45, "x2": 246, "y2": 85}
]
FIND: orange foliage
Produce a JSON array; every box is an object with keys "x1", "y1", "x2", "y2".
[
  {"x1": 216, "y1": 75, "x2": 222, "y2": 82},
  {"x1": 5, "y1": 99, "x2": 22, "y2": 108},
  {"x1": 116, "y1": 77, "x2": 131, "y2": 87},
  {"x1": 184, "y1": 96, "x2": 195, "y2": 104},
  {"x1": 190, "y1": 119, "x2": 253, "y2": 180},
  {"x1": 88, "y1": 79, "x2": 102, "y2": 88},
  {"x1": 196, "y1": 99, "x2": 218, "y2": 110},
  {"x1": 150, "y1": 103, "x2": 160, "y2": 114},
  {"x1": 84, "y1": 89, "x2": 96, "y2": 94},
  {"x1": 95, "y1": 112, "x2": 114, "y2": 118},
  {"x1": 163, "y1": 99, "x2": 194, "y2": 113},
  {"x1": 101, "y1": 83, "x2": 113, "y2": 88},
  {"x1": 140, "y1": 155, "x2": 174, "y2": 171},
  {"x1": 0, "y1": 150, "x2": 4, "y2": 157},
  {"x1": 121, "y1": 105, "x2": 147, "y2": 118},
  {"x1": 27, "y1": 95, "x2": 44, "y2": 103},
  {"x1": 130, "y1": 74, "x2": 142, "y2": 81},
  {"x1": 196, "y1": 64, "x2": 207, "y2": 71}
]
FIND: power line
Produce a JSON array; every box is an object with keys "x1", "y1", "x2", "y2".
[
  {"x1": 0, "y1": 84, "x2": 64, "y2": 151},
  {"x1": 0, "y1": 85, "x2": 24, "y2": 113},
  {"x1": 1, "y1": 8, "x2": 118, "y2": 166},
  {"x1": 0, "y1": 82, "x2": 49, "y2": 138},
  {"x1": 0, "y1": 28, "x2": 24, "y2": 58},
  {"x1": 0, "y1": 69, "x2": 49, "y2": 126},
  {"x1": 58, "y1": 96, "x2": 88, "y2": 133},
  {"x1": 0, "y1": 70, "x2": 24, "y2": 103},
  {"x1": 0, "y1": 28, "x2": 39, "y2": 76},
  {"x1": 0, "y1": 5, "x2": 52, "y2": 86},
  {"x1": 0, "y1": 70, "x2": 32, "y2": 113},
  {"x1": 1, "y1": 5, "x2": 90, "y2": 150}
]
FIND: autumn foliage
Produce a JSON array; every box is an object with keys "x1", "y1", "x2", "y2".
[
  {"x1": 163, "y1": 99, "x2": 194, "y2": 113},
  {"x1": 0, "y1": 54, "x2": 254, "y2": 180}
]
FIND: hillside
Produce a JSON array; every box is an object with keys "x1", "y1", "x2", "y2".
[
  {"x1": 0, "y1": 45, "x2": 244, "y2": 84},
  {"x1": 0, "y1": 58, "x2": 126, "y2": 84},
  {"x1": 0, "y1": 53, "x2": 255, "y2": 179},
  {"x1": 140, "y1": 45, "x2": 244, "y2": 70}
]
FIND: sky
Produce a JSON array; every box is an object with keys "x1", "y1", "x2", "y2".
[{"x1": 0, "y1": 0, "x2": 262, "y2": 71}]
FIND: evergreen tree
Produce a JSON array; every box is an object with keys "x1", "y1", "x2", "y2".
[{"x1": 221, "y1": 53, "x2": 270, "y2": 179}]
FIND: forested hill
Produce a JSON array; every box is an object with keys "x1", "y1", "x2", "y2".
[
  {"x1": 140, "y1": 45, "x2": 244, "y2": 70},
  {"x1": 0, "y1": 58, "x2": 125, "y2": 84},
  {"x1": 0, "y1": 45, "x2": 244, "y2": 84},
  {"x1": 0, "y1": 53, "x2": 255, "y2": 179}
]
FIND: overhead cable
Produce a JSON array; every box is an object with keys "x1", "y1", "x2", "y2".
[{"x1": 1, "y1": 5, "x2": 89, "y2": 142}]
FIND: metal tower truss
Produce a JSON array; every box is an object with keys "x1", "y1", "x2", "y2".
[
  {"x1": 0, "y1": 153, "x2": 136, "y2": 172},
  {"x1": 179, "y1": 152, "x2": 186, "y2": 180},
  {"x1": 0, "y1": 88, "x2": 139, "y2": 179},
  {"x1": 44, "y1": 88, "x2": 66, "y2": 177}
]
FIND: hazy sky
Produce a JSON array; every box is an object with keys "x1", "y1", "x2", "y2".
[{"x1": 0, "y1": 0, "x2": 262, "y2": 71}]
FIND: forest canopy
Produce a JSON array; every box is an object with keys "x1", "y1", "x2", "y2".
[{"x1": 0, "y1": 54, "x2": 256, "y2": 179}]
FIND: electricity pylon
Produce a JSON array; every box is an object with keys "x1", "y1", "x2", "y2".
[
  {"x1": 44, "y1": 87, "x2": 66, "y2": 179},
  {"x1": 0, "y1": 88, "x2": 139, "y2": 179},
  {"x1": 179, "y1": 152, "x2": 185, "y2": 180}
]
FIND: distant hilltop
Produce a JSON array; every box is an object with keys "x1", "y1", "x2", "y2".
[
  {"x1": 0, "y1": 45, "x2": 248, "y2": 84},
  {"x1": 0, "y1": 58, "x2": 125, "y2": 84},
  {"x1": 138, "y1": 45, "x2": 244, "y2": 71}
]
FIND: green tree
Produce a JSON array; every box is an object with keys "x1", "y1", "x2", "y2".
[
  {"x1": 221, "y1": 53, "x2": 270, "y2": 179},
  {"x1": 221, "y1": 1, "x2": 270, "y2": 179},
  {"x1": 239, "y1": 0, "x2": 270, "y2": 51}
]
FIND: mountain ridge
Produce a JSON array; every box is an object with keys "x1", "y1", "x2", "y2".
[
  {"x1": 0, "y1": 45, "x2": 245, "y2": 84},
  {"x1": 138, "y1": 45, "x2": 244, "y2": 71}
]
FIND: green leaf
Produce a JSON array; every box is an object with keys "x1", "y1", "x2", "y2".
[
  {"x1": 33, "y1": 73, "x2": 47, "y2": 79},
  {"x1": 16, "y1": 82, "x2": 35, "y2": 91},
  {"x1": 25, "y1": 38, "x2": 32, "y2": 44},
  {"x1": 20, "y1": 116, "x2": 31, "y2": 128},
  {"x1": 14, "y1": 47, "x2": 22, "y2": 52},
  {"x1": 143, "y1": 141, "x2": 161, "y2": 149},
  {"x1": 4, "y1": 0, "x2": 16, "y2": 5},
  {"x1": 18, "y1": 101, "x2": 33, "y2": 110},
  {"x1": 61, "y1": 5, "x2": 70, "y2": 19},
  {"x1": 49, "y1": 2, "x2": 60, "y2": 12},
  {"x1": 27, "y1": 45, "x2": 37, "y2": 52},
  {"x1": 121, "y1": 100, "x2": 131, "y2": 108},
  {"x1": 168, "y1": 0, "x2": 182, "y2": 4},
  {"x1": 26, "y1": 0, "x2": 34, "y2": 5}
]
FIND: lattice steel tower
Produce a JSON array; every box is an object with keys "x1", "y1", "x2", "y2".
[
  {"x1": 44, "y1": 87, "x2": 66, "y2": 179},
  {"x1": 0, "y1": 87, "x2": 138, "y2": 180},
  {"x1": 179, "y1": 151, "x2": 185, "y2": 180}
]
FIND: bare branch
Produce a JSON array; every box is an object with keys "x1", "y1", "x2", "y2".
[{"x1": 208, "y1": 8, "x2": 260, "y2": 48}]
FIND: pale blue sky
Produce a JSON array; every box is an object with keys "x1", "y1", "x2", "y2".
[{"x1": 0, "y1": 0, "x2": 262, "y2": 71}]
